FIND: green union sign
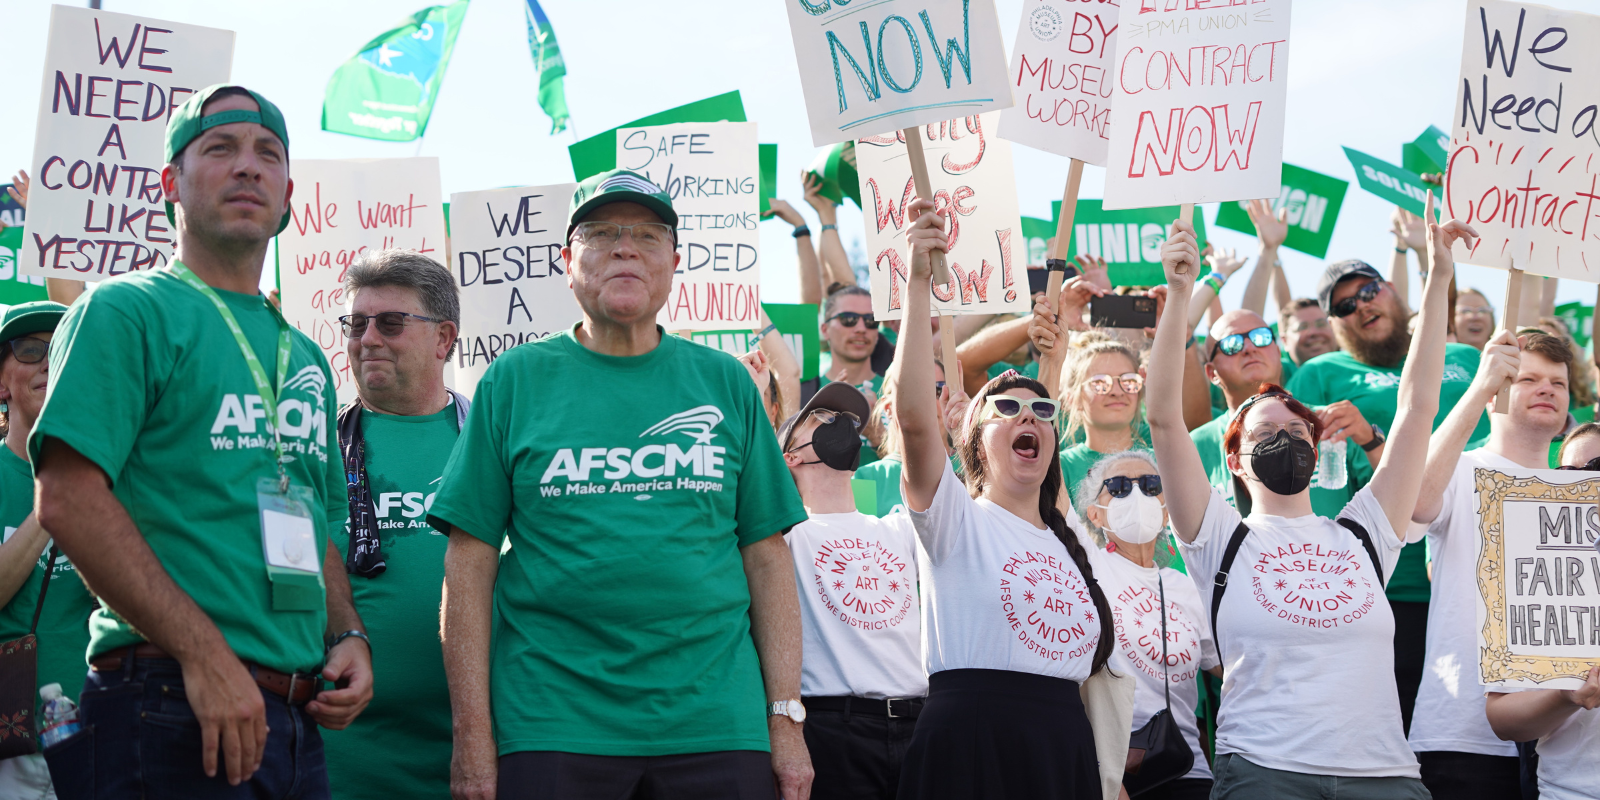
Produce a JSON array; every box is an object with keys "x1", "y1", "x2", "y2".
[{"x1": 1214, "y1": 163, "x2": 1348, "y2": 258}]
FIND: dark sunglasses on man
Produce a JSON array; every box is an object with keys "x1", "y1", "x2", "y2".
[
  {"x1": 1102, "y1": 474, "x2": 1162, "y2": 498},
  {"x1": 1210, "y1": 326, "x2": 1276, "y2": 359},
  {"x1": 339, "y1": 311, "x2": 443, "y2": 338},
  {"x1": 826, "y1": 311, "x2": 878, "y2": 330},
  {"x1": 1330, "y1": 280, "x2": 1384, "y2": 318},
  {"x1": 6, "y1": 337, "x2": 49, "y2": 365}
]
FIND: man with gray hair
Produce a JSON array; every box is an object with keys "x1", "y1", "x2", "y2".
[{"x1": 323, "y1": 248, "x2": 468, "y2": 800}]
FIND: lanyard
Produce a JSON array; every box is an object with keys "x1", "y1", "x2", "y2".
[{"x1": 172, "y1": 262, "x2": 295, "y2": 492}]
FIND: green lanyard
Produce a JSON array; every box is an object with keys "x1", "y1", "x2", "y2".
[{"x1": 172, "y1": 262, "x2": 295, "y2": 492}]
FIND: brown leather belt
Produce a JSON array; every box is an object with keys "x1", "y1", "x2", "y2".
[{"x1": 90, "y1": 643, "x2": 320, "y2": 706}]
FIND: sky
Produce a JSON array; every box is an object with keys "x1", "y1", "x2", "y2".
[{"x1": 5, "y1": 0, "x2": 1600, "y2": 318}]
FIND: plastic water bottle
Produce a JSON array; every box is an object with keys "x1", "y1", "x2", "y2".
[
  {"x1": 1313, "y1": 440, "x2": 1347, "y2": 490},
  {"x1": 38, "y1": 683, "x2": 80, "y2": 748}
]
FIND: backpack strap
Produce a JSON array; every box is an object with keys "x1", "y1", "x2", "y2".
[
  {"x1": 1336, "y1": 518, "x2": 1387, "y2": 586},
  {"x1": 1209, "y1": 521, "x2": 1252, "y2": 658}
]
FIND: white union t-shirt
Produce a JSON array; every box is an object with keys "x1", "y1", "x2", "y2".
[
  {"x1": 1180, "y1": 488, "x2": 1419, "y2": 778},
  {"x1": 1497, "y1": 689, "x2": 1599, "y2": 800},
  {"x1": 907, "y1": 464, "x2": 1102, "y2": 682},
  {"x1": 784, "y1": 511, "x2": 928, "y2": 699}
]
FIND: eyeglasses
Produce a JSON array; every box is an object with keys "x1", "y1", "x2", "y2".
[
  {"x1": 573, "y1": 221, "x2": 676, "y2": 253},
  {"x1": 339, "y1": 311, "x2": 443, "y2": 338},
  {"x1": 807, "y1": 408, "x2": 861, "y2": 430},
  {"x1": 1102, "y1": 474, "x2": 1162, "y2": 498},
  {"x1": 826, "y1": 311, "x2": 878, "y2": 330},
  {"x1": 980, "y1": 394, "x2": 1060, "y2": 422},
  {"x1": 6, "y1": 337, "x2": 48, "y2": 365},
  {"x1": 1557, "y1": 456, "x2": 1600, "y2": 471},
  {"x1": 1247, "y1": 420, "x2": 1313, "y2": 444},
  {"x1": 1211, "y1": 326, "x2": 1276, "y2": 359},
  {"x1": 1457, "y1": 305, "x2": 1494, "y2": 316},
  {"x1": 1086, "y1": 372, "x2": 1144, "y2": 395},
  {"x1": 1330, "y1": 280, "x2": 1384, "y2": 318}
]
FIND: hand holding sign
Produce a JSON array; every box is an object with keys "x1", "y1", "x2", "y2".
[
  {"x1": 1474, "y1": 329, "x2": 1522, "y2": 412},
  {"x1": 1161, "y1": 220, "x2": 1200, "y2": 290},
  {"x1": 1566, "y1": 666, "x2": 1600, "y2": 711},
  {"x1": 905, "y1": 197, "x2": 948, "y2": 284}
]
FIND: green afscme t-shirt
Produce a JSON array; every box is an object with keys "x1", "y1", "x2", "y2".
[
  {"x1": 1286, "y1": 343, "x2": 1485, "y2": 603},
  {"x1": 325, "y1": 405, "x2": 458, "y2": 800},
  {"x1": 29, "y1": 267, "x2": 344, "y2": 673},
  {"x1": 427, "y1": 326, "x2": 808, "y2": 757}
]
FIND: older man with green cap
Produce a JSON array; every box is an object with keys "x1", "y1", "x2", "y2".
[
  {"x1": 31, "y1": 85, "x2": 370, "y2": 799},
  {"x1": 432, "y1": 169, "x2": 812, "y2": 800}
]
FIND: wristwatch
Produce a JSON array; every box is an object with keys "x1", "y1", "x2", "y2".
[
  {"x1": 768, "y1": 699, "x2": 807, "y2": 724},
  {"x1": 1361, "y1": 425, "x2": 1386, "y2": 452}
]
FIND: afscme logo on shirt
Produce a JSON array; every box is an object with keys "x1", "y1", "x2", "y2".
[
  {"x1": 207, "y1": 367, "x2": 330, "y2": 461},
  {"x1": 539, "y1": 405, "x2": 729, "y2": 497}
]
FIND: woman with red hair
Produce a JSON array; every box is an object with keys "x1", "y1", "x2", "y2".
[{"x1": 1144, "y1": 197, "x2": 1476, "y2": 799}]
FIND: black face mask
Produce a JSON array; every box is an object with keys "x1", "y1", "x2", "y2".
[
  {"x1": 792, "y1": 417, "x2": 861, "y2": 472},
  {"x1": 1248, "y1": 429, "x2": 1316, "y2": 496}
]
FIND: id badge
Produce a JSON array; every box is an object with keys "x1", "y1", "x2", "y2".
[{"x1": 257, "y1": 477, "x2": 325, "y2": 612}]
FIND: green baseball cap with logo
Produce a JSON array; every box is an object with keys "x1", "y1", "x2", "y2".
[
  {"x1": 567, "y1": 169, "x2": 678, "y2": 241},
  {"x1": 0, "y1": 301, "x2": 68, "y2": 345},
  {"x1": 163, "y1": 84, "x2": 293, "y2": 235}
]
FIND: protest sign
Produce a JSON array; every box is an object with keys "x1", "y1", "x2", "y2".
[
  {"x1": 1473, "y1": 467, "x2": 1600, "y2": 690},
  {"x1": 1553, "y1": 300, "x2": 1592, "y2": 349},
  {"x1": 1103, "y1": 0, "x2": 1292, "y2": 210},
  {"x1": 0, "y1": 227, "x2": 50, "y2": 307},
  {"x1": 1344, "y1": 147, "x2": 1432, "y2": 217},
  {"x1": 569, "y1": 91, "x2": 745, "y2": 180},
  {"x1": 782, "y1": 0, "x2": 1014, "y2": 146},
  {"x1": 448, "y1": 184, "x2": 579, "y2": 399},
  {"x1": 1021, "y1": 216, "x2": 1054, "y2": 266},
  {"x1": 21, "y1": 6, "x2": 233, "y2": 280},
  {"x1": 1403, "y1": 125, "x2": 1450, "y2": 176},
  {"x1": 857, "y1": 113, "x2": 1028, "y2": 320},
  {"x1": 760, "y1": 144, "x2": 778, "y2": 218},
  {"x1": 276, "y1": 158, "x2": 447, "y2": 404},
  {"x1": 1053, "y1": 199, "x2": 1207, "y2": 287},
  {"x1": 1215, "y1": 163, "x2": 1347, "y2": 258},
  {"x1": 686, "y1": 303, "x2": 821, "y2": 381},
  {"x1": 0, "y1": 186, "x2": 22, "y2": 229},
  {"x1": 616, "y1": 121, "x2": 762, "y2": 330},
  {"x1": 999, "y1": 0, "x2": 1118, "y2": 165},
  {"x1": 1448, "y1": 1, "x2": 1600, "y2": 279}
]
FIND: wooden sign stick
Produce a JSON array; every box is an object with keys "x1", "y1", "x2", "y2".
[
  {"x1": 1045, "y1": 159, "x2": 1086, "y2": 317},
  {"x1": 1493, "y1": 263, "x2": 1524, "y2": 414},
  {"x1": 902, "y1": 126, "x2": 960, "y2": 375}
]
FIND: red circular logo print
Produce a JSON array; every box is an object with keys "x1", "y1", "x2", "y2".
[
  {"x1": 810, "y1": 537, "x2": 915, "y2": 631},
  {"x1": 1000, "y1": 549, "x2": 1100, "y2": 662},
  {"x1": 1249, "y1": 540, "x2": 1379, "y2": 630}
]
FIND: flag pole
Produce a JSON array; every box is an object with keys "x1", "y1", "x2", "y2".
[{"x1": 1045, "y1": 158, "x2": 1086, "y2": 316}]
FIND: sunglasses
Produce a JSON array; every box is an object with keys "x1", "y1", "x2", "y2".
[
  {"x1": 1558, "y1": 456, "x2": 1600, "y2": 471},
  {"x1": 6, "y1": 337, "x2": 49, "y2": 365},
  {"x1": 1211, "y1": 326, "x2": 1277, "y2": 359},
  {"x1": 826, "y1": 311, "x2": 878, "y2": 330},
  {"x1": 339, "y1": 311, "x2": 443, "y2": 338},
  {"x1": 1330, "y1": 280, "x2": 1383, "y2": 318},
  {"x1": 1102, "y1": 474, "x2": 1162, "y2": 498},
  {"x1": 1086, "y1": 372, "x2": 1143, "y2": 395},
  {"x1": 981, "y1": 394, "x2": 1060, "y2": 422}
]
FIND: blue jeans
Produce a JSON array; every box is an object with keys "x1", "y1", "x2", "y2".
[{"x1": 42, "y1": 655, "x2": 329, "y2": 800}]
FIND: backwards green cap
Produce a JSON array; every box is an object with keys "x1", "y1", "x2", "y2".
[
  {"x1": 163, "y1": 85, "x2": 293, "y2": 235},
  {"x1": 567, "y1": 169, "x2": 678, "y2": 241}
]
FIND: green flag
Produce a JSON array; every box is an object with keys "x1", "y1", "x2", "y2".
[
  {"x1": 524, "y1": 0, "x2": 570, "y2": 134},
  {"x1": 1403, "y1": 125, "x2": 1449, "y2": 175},
  {"x1": 1052, "y1": 200, "x2": 1208, "y2": 287},
  {"x1": 1555, "y1": 301, "x2": 1593, "y2": 350},
  {"x1": 1343, "y1": 147, "x2": 1433, "y2": 217},
  {"x1": 1215, "y1": 163, "x2": 1348, "y2": 258},
  {"x1": 0, "y1": 227, "x2": 51, "y2": 307},
  {"x1": 321, "y1": 0, "x2": 470, "y2": 142},
  {"x1": 760, "y1": 144, "x2": 779, "y2": 219}
]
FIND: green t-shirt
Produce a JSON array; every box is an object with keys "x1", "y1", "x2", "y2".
[
  {"x1": 30, "y1": 267, "x2": 344, "y2": 673},
  {"x1": 1060, "y1": 443, "x2": 1108, "y2": 507},
  {"x1": 1280, "y1": 353, "x2": 1298, "y2": 384},
  {"x1": 854, "y1": 455, "x2": 905, "y2": 516},
  {"x1": 1286, "y1": 342, "x2": 1485, "y2": 603},
  {"x1": 325, "y1": 406, "x2": 458, "y2": 800},
  {"x1": 427, "y1": 327, "x2": 808, "y2": 757},
  {"x1": 0, "y1": 447, "x2": 94, "y2": 707},
  {"x1": 986, "y1": 360, "x2": 1040, "y2": 381},
  {"x1": 1190, "y1": 408, "x2": 1375, "y2": 521}
]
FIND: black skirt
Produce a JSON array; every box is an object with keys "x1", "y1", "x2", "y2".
[{"x1": 896, "y1": 668, "x2": 1100, "y2": 800}]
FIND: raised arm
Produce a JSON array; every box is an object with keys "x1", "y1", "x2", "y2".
[
  {"x1": 1370, "y1": 194, "x2": 1476, "y2": 540},
  {"x1": 753, "y1": 307, "x2": 804, "y2": 422},
  {"x1": 956, "y1": 315, "x2": 1031, "y2": 395},
  {"x1": 1390, "y1": 208, "x2": 1425, "y2": 310},
  {"x1": 1182, "y1": 342, "x2": 1215, "y2": 431},
  {"x1": 889, "y1": 197, "x2": 950, "y2": 512},
  {"x1": 1147, "y1": 220, "x2": 1211, "y2": 542},
  {"x1": 1187, "y1": 247, "x2": 1244, "y2": 331},
  {"x1": 1028, "y1": 272, "x2": 1104, "y2": 399},
  {"x1": 1238, "y1": 199, "x2": 1286, "y2": 315},
  {"x1": 802, "y1": 179, "x2": 855, "y2": 292},
  {"x1": 772, "y1": 197, "x2": 823, "y2": 308},
  {"x1": 1412, "y1": 330, "x2": 1519, "y2": 525},
  {"x1": 1270, "y1": 262, "x2": 1293, "y2": 313}
]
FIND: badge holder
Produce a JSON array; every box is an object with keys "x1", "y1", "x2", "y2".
[{"x1": 258, "y1": 477, "x2": 324, "y2": 612}]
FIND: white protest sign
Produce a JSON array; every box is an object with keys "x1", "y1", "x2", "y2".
[
  {"x1": 999, "y1": 0, "x2": 1118, "y2": 164},
  {"x1": 277, "y1": 158, "x2": 446, "y2": 405},
  {"x1": 1447, "y1": 1, "x2": 1600, "y2": 277},
  {"x1": 21, "y1": 5, "x2": 233, "y2": 280},
  {"x1": 1474, "y1": 467, "x2": 1600, "y2": 691},
  {"x1": 857, "y1": 113, "x2": 1028, "y2": 320},
  {"x1": 450, "y1": 184, "x2": 580, "y2": 399},
  {"x1": 782, "y1": 0, "x2": 1014, "y2": 145},
  {"x1": 614, "y1": 122, "x2": 762, "y2": 331},
  {"x1": 1102, "y1": 0, "x2": 1291, "y2": 209}
]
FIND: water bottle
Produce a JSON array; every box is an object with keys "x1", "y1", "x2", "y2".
[
  {"x1": 1313, "y1": 439, "x2": 1347, "y2": 490},
  {"x1": 38, "y1": 683, "x2": 81, "y2": 748}
]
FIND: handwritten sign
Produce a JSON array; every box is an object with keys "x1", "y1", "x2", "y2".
[
  {"x1": 999, "y1": 0, "x2": 1118, "y2": 164},
  {"x1": 1103, "y1": 0, "x2": 1292, "y2": 209},
  {"x1": 21, "y1": 6, "x2": 233, "y2": 280},
  {"x1": 277, "y1": 158, "x2": 446, "y2": 404},
  {"x1": 1474, "y1": 467, "x2": 1600, "y2": 691},
  {"x1": 782, "y1": 0, "x2": 1014, "y2": 145},
  {"x1": 615, "y1": 121, "x2": 762, "y2": 331},
  {"x1": 448, "y1": 184, "x2": 579, "y2": 399},
  {"x1": 1055, "y1": 199, "x2": 1208, "y2": 287},
  {"x1": 1215, "y1": 163, "x2": 1347, "y2": 258},
  {"x1": 857, "y1": 113, "x2": 1028, "y2": 320},
  {"x1": 1448, "y1": 1, "x2": 1600, "y2": 278}
]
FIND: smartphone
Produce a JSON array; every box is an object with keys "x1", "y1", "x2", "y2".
[
  {"x1": 1089, "y1": 294, "x2": 1158, "y2": 329},
  {"x1": 1027, "y1": 267, "x2": 1050, "y2": 297}
]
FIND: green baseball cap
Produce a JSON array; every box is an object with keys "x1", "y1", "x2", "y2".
[
  {"x1": 163, "y1": 85, "x2": 293, "y2": 235},
  {"x1": 567, "y1": 169, "x2": 678, "y2": 241},
  {"x1": 0, "y1": 301, "x2": 68, "y2": 346}
]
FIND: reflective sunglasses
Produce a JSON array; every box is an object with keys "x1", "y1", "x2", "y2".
[
  {"x1": 826, "y1": 311, "x2": 879, "y2": 330},
  {"x1": 1102, "y1": 474, "x2": 1162, "y2": 498},
  {"x1": 1557, "y1": 456, "x2": 1600, "y2": 471},
  {"x1": 339, "y1": 311, "x2": 443, "y2": 338},
  {"x1": 1330, "y1": 280, "x2": 1384, "y2": 318},
  {"x1": 6, "y1": 337, "x2": 49, "y2": 365},
  {"x1": 1211, "y1": 326, "x2": 1276, "y2": 359},
  {"x1": 1086, "y1": 372, "x2": 1143, "y2": 395},
  {"x1": 980, "y1": 394, "x2": 1060, "y2": 422},
  {"x1": 573, "y1": 221, "x2": 676, "y2": 252}
]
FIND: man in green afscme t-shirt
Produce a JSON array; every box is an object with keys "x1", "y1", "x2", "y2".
[
  {"x1": 429, "y1": 169, "x2": 810, "y2": 800},
  {"x1": 32, "y1": 85, "x2": 371, "y2": 796}
]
